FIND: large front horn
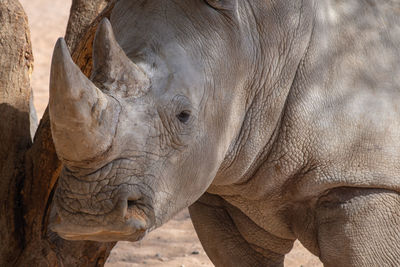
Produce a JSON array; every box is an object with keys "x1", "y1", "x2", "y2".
[
  {"x1": 49, "y1": 38, "x2": 120, "y2": 163},
  {"x1": 91, "y1": 18, "x2": 150, "y2": 98}
]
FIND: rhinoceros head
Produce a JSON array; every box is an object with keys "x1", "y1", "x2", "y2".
[{"x1": 49, "y1": 0, "x2": 250, "y2": 242}]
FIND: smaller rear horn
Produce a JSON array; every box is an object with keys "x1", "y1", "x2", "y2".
[{"x1": 91, "y1": 18, "x2": 150, "y2": 98}]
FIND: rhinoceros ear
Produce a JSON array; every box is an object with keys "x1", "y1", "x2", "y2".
[{"x1": 91, "y1": 18, "x2": 150, "y2": 98}]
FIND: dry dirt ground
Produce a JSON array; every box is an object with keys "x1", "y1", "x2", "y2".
[{"x1": 19, "y1": 1, "x2": 323, "y2": 266}]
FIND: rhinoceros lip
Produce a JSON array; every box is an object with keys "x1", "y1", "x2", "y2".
[
  {"x1": 52, "y1": 217, "x2": 150, "y2": 242},
  {"x1": 50, "y1": 200, "x2": 153, "y2": 242},
  {"x1": 57, "y1": 228, "x2": 148, "y2": 242}
]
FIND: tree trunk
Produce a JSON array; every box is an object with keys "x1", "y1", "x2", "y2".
[
  {"x1": 66, "y1": 0, "x2": 112, "y2": 53},
  {"x1": 0, "y1": 0, "x2": 34, "y2": 263},
  {"x1": 0, "y1": 0, "x2": 117, "y2": 266}
]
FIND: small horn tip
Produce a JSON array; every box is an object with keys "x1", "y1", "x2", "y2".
[
  {"x1": 52, "y1": 37, "x2": 72, "y2": 65},
  {"x1": 98, "y1": 17, "x2": 113, "y2": 35},
  {"x1": 54, "y1": 37, "x2": 68, "y2": 52},
  {"x1": 93, "y1": 17, "x2": 118, "y2": 67},
  {"x1": 99, "y1": 17, "x2": 112, "y2": 27}
]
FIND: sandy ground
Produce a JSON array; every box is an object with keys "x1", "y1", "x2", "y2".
[{"x1": 20, "y1": 0, "x2": 323, "y2": 266}]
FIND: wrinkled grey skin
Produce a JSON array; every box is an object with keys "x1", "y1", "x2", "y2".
[{"x1": 49, "y1": 1, "x2": 400, "y2": 266}]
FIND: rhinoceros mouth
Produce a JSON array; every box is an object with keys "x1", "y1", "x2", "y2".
[
  {"x1": 56, "y1": 228, "x2": 148, "y2": 242},
  {"x1": 54, "y1": 222, "x2": 149, "y2": 242},
  {"x1": 50, "y1": 171, "x2": 156, "y2": 242},
  {"x1": 50, "y1": 199, "x2": 153, "y2": 242}
]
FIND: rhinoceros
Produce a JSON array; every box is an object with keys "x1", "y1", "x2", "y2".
[{"x1": 48, "y1": 0, "x2": 400, "y2": 266}]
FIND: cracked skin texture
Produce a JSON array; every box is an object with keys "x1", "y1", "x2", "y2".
[
  {"x1": 50, "y1": 1, "x2": 400, "y2": 266},
  {"x1": 203, "y1": 1, "x2": 400, "y2": 266}
]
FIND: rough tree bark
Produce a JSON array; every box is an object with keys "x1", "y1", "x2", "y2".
[
  {"x1": 66, "y1": 0, "x2": 112, "y2": 53},
  {"x1": 0, "y1": 0, "x2": 34, "y2": 263},
  {"x1": 0, "y1": 0, "x2": 117, "y2": 266}
]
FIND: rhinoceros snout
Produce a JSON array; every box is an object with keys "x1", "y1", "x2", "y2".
[{"x1": 49, "y1": 191, "x2": 154, "y2": 242}]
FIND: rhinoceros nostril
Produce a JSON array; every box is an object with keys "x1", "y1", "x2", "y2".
[
  {"x1": 127, "y1": 199, "x2": 139, "y2": 208},
  {"x1": 126, "y1": 197, "x2": 145, "y2": 214},
  {"x1": 125, "y1": 198, "x2": 148, "y2": 229}
]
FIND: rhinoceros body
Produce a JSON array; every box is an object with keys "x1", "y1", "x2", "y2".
[{"x1": 49, "y1": 1, "x2": 400, "y2": 266}]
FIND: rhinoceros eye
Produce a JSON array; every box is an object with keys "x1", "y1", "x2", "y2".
[{"x1": 176, "y1": 110, "x2": 191, "y2": 124}]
